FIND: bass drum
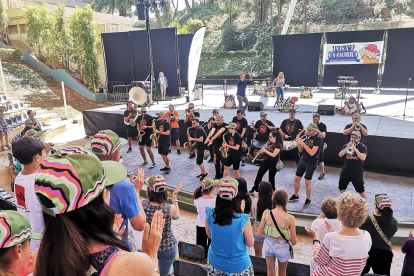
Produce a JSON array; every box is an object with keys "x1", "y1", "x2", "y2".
[{"x1": 248, "y1": 141, "x2": 267, "y2": 162}]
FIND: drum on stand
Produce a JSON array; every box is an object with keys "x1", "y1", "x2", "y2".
[{"x1": 248, "y1": 141, "x2": 267, "y2": 162}]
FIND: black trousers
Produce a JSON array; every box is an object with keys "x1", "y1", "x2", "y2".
[
  {"x1": 361, "y1": 248, "x2": 393, "y2": 276},
  {"x1": 196, "y1": 226, "x2": 210, "y2": 259},
  {"x1": 213, "y1": 145, "x2": 224, "y2": 178},
  {"x1": 253, "y1": 158, "x2": 278, "y2": 190}
]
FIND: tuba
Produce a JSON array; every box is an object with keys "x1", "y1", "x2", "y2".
[
  {"x1": 219, "y1": 132, "x2": 229, "y2": 158},
  {"x1": 124, "y1": 87, "x2": 147, "y2": 126},
  {"x1": 124, "y1": 109, "x2": 139, "y2": 126},
  {"x1": 149, "y1": 119, "x2": 159, "y2": 148},
  {"x1": 183, "y1": 127, "x2": 195, "y2": 156}
]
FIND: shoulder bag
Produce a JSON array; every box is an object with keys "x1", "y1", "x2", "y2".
[
  {"x1": 370, "y1": 214, "x2": 392, "y2": 248},
  {"x1": 269, "y1": 210, "x2": 294, "y2": 259}
]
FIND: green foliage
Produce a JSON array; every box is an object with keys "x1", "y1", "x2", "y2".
[
  {"x1": 0, "y1": 49, "x2": 22, "y2": 61},
  {"x1": 220, "y1": 25, "x2": 243, "y2": 51},
  {"x1": 320, "y1": 0, "x2": 358, "y2": 23},
  {"x1": 3, "y1": 63, "x2": 55, "y2": 88},
  {"x1": 0, "y1": 0, "x2": 8, "y2": 34},
  {"x1": 52, "y1": 3, "x2": 72, "y2": 68},
  {"x1": 92, "y1": 0, "x2": 137, "y2": 16},
  {"x1": 172, "y1": 18, "x2": 204, "y2": 34},
  {"x1": 25, "y1": 5, "x2": 43, "y2": 56},
  {"x1": 201, "y1": 50, "x2": 257, "y2": 59}
]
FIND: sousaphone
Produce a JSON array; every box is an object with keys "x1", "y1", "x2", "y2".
[{"x1": 129, "y1": 86, "x2": 148, "y2": 105}]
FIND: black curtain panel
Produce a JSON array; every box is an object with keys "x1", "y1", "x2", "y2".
[
  {"x1": 323, "y1": 30, "x2": 385, "y2": 87},
  {"x1": 101, "y1": 32, "x2": 134, "y2": 84},
  {"x1": 151, "y1": 28, "x2": 179, "y2": 96},
  {"x1": 129, "y1": 30, "x2": 150, "y2": 82},
  {"x1": 273, "y1": 33, "x2": 323, "y2": 87},
  {"x1": 382, "y1": 28, "x2": 414, "y2": 88},
  {"x1": 178, "y1": 34, "x2": 194, "y2": 89}
]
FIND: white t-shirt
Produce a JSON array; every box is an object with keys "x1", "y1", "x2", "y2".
[
  {"x1": 194, "y1": 197, "x2": 216, "y2": 227},
  {"x1": 14, "y1": 172, "x2": 44, "y2": 251}
]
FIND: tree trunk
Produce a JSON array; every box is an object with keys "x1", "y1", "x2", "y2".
[
  {"x1": 270, "y1": 0, "x2": 273, "y2": 27},
  {"x1": 304, "y1": 0, "x2": 307, "y2": 33},
  {"x1": 184, "y1": 0, "x2": 191, "y2": 14},
  {"x1": 176, "y1": 0, "x2": 179, "y2": 12},
  {"x1": 278, "y1": 0, "x2": 282, "y2": 35},
  {"x1": 151, "y1": 3, "x2": 165, "y2": 28}
]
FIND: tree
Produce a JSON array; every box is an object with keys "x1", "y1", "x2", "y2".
[
  {"x1": 184, "y1": 0, "x2": 192, "y2": 14},
  {"x1": 220, "y1": 0, "x2": 238, "y2": 25},
  {"x1": 304, "y1": 0, "x2": 307, "y2": 33},
  {"x1": 38, "y1": 3, "x2": 53, "y2": 66},
  {"x1": 277, "y1": 0, "x2": 283, "y2": 34},
  {"x1": 25, "y1": 5, "x2": 43, "y2": 56},
  {"x1": 92, "y1": 0, "x2": 137, "y2": 17},
  {"x1": 0, "y1": 0, "x2": 8, "y2": 44},
  {"x1": 53, "y1": 3, "x2": 72, "y2": 68}
]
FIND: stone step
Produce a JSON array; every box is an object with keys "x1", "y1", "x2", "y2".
[{"x1": 47, "y1": 117, "x2": 63, "y2": 123}]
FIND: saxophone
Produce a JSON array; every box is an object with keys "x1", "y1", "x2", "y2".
[
  {"x1": 138, "y1": 116, "x2": 145, "y2": 143},
  {"x1": 183, "y1": 127, "x2": 195, "y2": 156},
  {"x1": 219, "y1": 132, "x2": 229, "y2": 158},
  {"x1": 149, "y1": 119, "x2": 159, "y2": 148}
]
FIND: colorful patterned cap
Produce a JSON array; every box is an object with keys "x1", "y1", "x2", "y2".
[
  {"x1": 214, "y1": 177, "x2": 239, "y2": 200},
  {"x1": 351, "y1": 131, "x2": 361, "y2": 138},
  {"x1": 35, "y1": 147, "x2": 127, "y2": 216},
  {"x1": 25, "y1": 119, "x2": 34, "y2": 125},
  {"x1": 306, "y1": 123, "x2": 318, "y2": 131},
  {"x1": 0, "y1": 210, "x2": 42, "y2": 249},
  {"x1": 226, "y1": 122, "x2": 236, "y2": 129},
  {"x1": 189, "y1": 103, "x2": 195, "y2": 108},
  {"x1": 144, "y1": 174, "x2": 167, "y2": 193},
  {"x1": 91, "y1": 130, "x2": 127, "y2": 156},
  {"x1": 25, "y1": 130, "x2": 44, "y2": 137},
  {"x1": 374, "y1": 194, "x2": 392, "y2": 210},
  {"x1": 201, "y1": 177, "x2": 214, "y2": 190},
  {"x1": 260, "y1": 111, "x2": 267, "y2": 116}
]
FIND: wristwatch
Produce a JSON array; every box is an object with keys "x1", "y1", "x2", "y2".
[{"x1": 313, "y1": 239, "x2": 320, "y2": 245}]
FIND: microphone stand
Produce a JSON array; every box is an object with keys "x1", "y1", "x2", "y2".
[{"x1": 397, "y1": 78, "x2": 413, "y2": 119}]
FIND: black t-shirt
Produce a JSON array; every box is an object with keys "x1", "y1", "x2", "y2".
[
  {"x1": 225, "y1": 132, "x2": 242, "y2": 157},
  {"x1": 186, "y1": 112, "x2": 200, "y2": 128},
  {"x1": 137, "y1": 114, "x2": 153, "y2": 135},
  {"x1": 316, "y1": 122, "x2": 327, "y2": 142},
  {"x1": 212, "y1": 122, "x2": 227, "y2": 147},
  {"x1": 123, "y1": 109, "x2": 137, "y2": 125},
  {"x1": 280, "y1": 119, "x2": 303, "y2": 141},
  {"x1": 156, "y1": 119, "x2": 171, "y2": 145},
  {"x1": 301, "y1": 134, "x2": 323, "y2": 163},
  {"x1": 192, "y1": 126, "x2": 207, "y2": 150},
  {"x1": 342, "y1": 142, "x2": 367, "y2": 174},
  {"x1": 232, "y1": 116, "x2": 248, "y2": 137},
  {"x1": 344, "y1": 123, "x2": 367, "y2": 144},
  {"x1": 360, "y1": 215, "x2": 398, "y2": 251},
  {"x1": 254, "y1": 120, "x2": 275, "y2": 142},
  {"x1": 265, "y1": 142, "x2": 282, "y2": 161}
]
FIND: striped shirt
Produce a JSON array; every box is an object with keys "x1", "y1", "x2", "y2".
[{"x1": 312, "y1": 231, "x2": 372, "y2": 276}]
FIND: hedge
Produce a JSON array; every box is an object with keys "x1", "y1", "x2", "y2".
[
  {"x1": 201, "y1": 50, "x2": 258, "y2": 59},
  {"x1": 0, "y1": 48, "x2": 22, "y2": 62}
]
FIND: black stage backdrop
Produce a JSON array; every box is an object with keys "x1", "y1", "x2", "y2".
[
  {"x1": 273, "y1": 33, "x2": 322, "y2": 87},
  {"x1": 151, "y1": 28, "x2": 179, "y2": 96},
  {"x1": 382, "y1": 28, "x2": 414, "y2": 88},
  {"x1": 178, "y1": 34, "x2": 194, "y2": 89},
  {"x1": 102, "y1": 32, "x2": 134, "y2": 84},
  {"x1": 323, "y1": 30, "x2": 384, "y2": 87},
  {"x1": 129, "y1": 30, "x2": 149, "y2": 82}
]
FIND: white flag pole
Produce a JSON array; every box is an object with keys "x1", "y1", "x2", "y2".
[
  {"x1": 0, "y1": 57, "x2": 7, "y2": 95},
  {"x1": 61, "y1": 81, "x2": 69, "y2": 119}
]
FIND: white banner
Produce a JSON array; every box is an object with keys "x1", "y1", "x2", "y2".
[
  {"x1": 187, "y1": 26, "x2": 206, "y2": 93},
  {"x1": 323, "y1": 41, "x2": 383, "y2": 65}
]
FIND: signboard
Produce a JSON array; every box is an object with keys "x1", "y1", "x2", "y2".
[
  {"x1": 188, "y1": 27, "x2": 206, "y2": 93},
  {"x1": 323, "y1": 41, "x2": 383, "y2": 65}
]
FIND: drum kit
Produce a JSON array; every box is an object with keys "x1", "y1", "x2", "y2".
[{"x1": 252, "y1": 78, "x2": 276, "y2": 97}]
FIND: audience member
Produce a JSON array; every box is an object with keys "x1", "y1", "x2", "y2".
[
  {"x1": 402, "y1": 230, "x2": 414, "y2": 276},
  {"x1": 251, "y1": 181, "x2": 273, "y2": 257},
  {"x1": 143, "y1": 175, "x2": 182, "y2": 276},
  {"x1": 361, "y1": 194, "x2": 398, "y2": 276},
  {"x1": 0, "y1": 210, "x2": 42, "y2": 276},
  {"x1": 310, "y1": 197, "x2": 342, "y2": 274},
  {"x1": 235, "y1": 177, "x2": 252, "y2": 214},
  {"x1": 12, "y1": 137, "x2": 51, "y2": 251},
  {"x1": 27, "y1": 110, "x2": 41, "y2": 131},
  {"x1": 305, "y1": 191, "x2": 371, "y2": 276},
  {"x1": 34, "y1": 147, "x2": 164, "y2": 275},
  {"x1": 90, "y1": 130, "x2": 147, "y2": 249},
  {"x1": 205, "y1": 177, "x2": 254, "y2": 274},
  {"x1": 258, "y1": 188, "x2": 297, "y2": 276},
  {"x1": 193, "y1": 177, "x2": 216, "y2": 257}
]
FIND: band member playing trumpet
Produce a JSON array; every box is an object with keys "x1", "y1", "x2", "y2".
[
  {"x1": 137, "y1": 107, "x2": 156, "y2": 168},
  {"x1": 279, "y1": 109, "x2": 304, "y2": 165},
  {"x1": 124, "y1": 101, "x2": 141, "y2": 153},
  {"x1": 313, "y1": 114, "x2": 327, "y2": 180},
  {"x1": 252, "y1": 111, "x2": 276, "y2": 142},
  {"x1": 289, "y1": 123, "x2": 323, "y2": 208},
  {"x1": 222, "y1": 123, "x2": 242, "y2": 178},
  {"x1": 165, "y1": 104, "x2": 181, "y2": 155},
  {"x1": 343, "y1": 113, "x2": 368, "y2": 143},
  {"x1": 188, "y1": 118, "x2": 208, "y2": 180},
  {"x1": 184, "y1": 102, "x2": 200, "y2": 128},
  {"x1": 206, "y1": 115, "x2": 227, "y2": 179},
  {"x1": 232, "y1": 109, "x2": 248, "y2": 167},
  {"x1": 250, "y1": 131, "x2": 283, "y2": 192},
  {"x1": 207, "y1": 109, "x2": 220, "y2": 163},
  {"x1": 338, "y1": 131, "x2": 367, "y2": 199},
  {"x1": 154, "y1": 112, "x2": 171, "y2": 173}
]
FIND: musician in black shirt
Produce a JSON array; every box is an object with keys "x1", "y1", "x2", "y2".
[
  {"x1": 136, "y1": 107, "x2": 156, "y2": 168},
  {"x1": 207, "y1": 109, "x2": 220, "y2": 163},
  {"x1": 232, "y1": 109, "x2": 248, "y2": 166},
  {"x1": 251, "y1": 131, "x2": 283, "y2": 192},
  {"x1": 313, "y1": 114, "x2": 327, "y2": 180},
  {"x1": 206, "y1": 115, "x2": 227, "y2": 179},
  {"x1": 279, "y1": 109, "x2": 304, "y2": 165},
  {"x1": 123, "y1": 101, "x2": 141, "y2": 153},
  {"x1": 252, "y1": 111, "x2": 276, "y2": 142},
  {"x1": 338, "y1": 131, "x2": 368, "y2": 199},
  {"x1": 289, "y1": 123, "x2": 322, "y2": 208},
  {"x1": 154, "y1": 112, "x2": 171, "y2": 173},
  {"x1": 222, "y1": 123, "x2": 242, "y2": 178},
  {"x1": 343, "y1": 113, "x2": 368, "y2": 144},
  {"x1": 184, "y1": 102, "x2": 200, "y2": 128},
  {"x1": 188, "y1": 118, "x2": 208, "y2": 180}
]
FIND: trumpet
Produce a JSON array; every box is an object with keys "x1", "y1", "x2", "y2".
[
  {"x1": 253, "y1": 140, "x2": 270, "y2": 162},
  {"x1": 284, "y1": 135, "x2": 309, "y2": 150},
  {"x1": 219, "y1": 132, "x2": 229, "y2": 158},
  {"x1": 177, "y1": 108, "x2": 202, "y2": 119},
  {"x1": 354, "y1": 123, "x2": 361, "y2": 131},
  {"x1": 183, "y1": 127, "x2": 195, "y2": 156},
  {"x1": 201, "y1": 116, "x2": 216, "y2": 128},
  {"x1": 346, "y1": 141, "x2": 356, "y2": 156},
  {"x1": 149, "y1": 119, "x2": 159, "y2": 148}
]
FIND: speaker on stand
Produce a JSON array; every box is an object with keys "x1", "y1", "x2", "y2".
[
  {"x1": 248, "y1": 101, "x2": 264, "y2": 111},
  {"x1": 317, "y1": 105, "x2": 335, "y2": 115}
]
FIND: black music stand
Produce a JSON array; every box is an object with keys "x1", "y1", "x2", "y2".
[{"x1": 396, "y1": 78, "x2": 413, "y2": 119}]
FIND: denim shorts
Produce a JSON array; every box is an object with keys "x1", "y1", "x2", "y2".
[
  {"x1": 254, "y1": 235, "x2": 265, "y2": 243},
  {"x1": 263, "y1": 236, "x2": 291, "y2": 263},
  {"x1": 170, "y1": 128, "x2": 179, "y2": 141}
]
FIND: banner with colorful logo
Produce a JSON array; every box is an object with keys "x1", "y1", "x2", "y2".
[
  {"x1": 188, "y1": 26, "x2": 206, "y2": 93},
  {"x1": 323, "y1": 41, "x2": 383, "y2": 65}
]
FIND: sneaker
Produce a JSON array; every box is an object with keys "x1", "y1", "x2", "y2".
[
  {"x1": 208, "y1": 158, "x2": 214, "y2": 163},
  {"x1": 196, "y1": 173, "x2": 203, "y2": 178},
  {"x1": 255, "y1": 162, "x2": 261, "y2": 166},
  {"x1": 214, "y1": 175, "x2": 222, "y2": 180},
  {"x1": 241, "y1": 160, "x2": 246, "y2": 167},
  {"x1": 149, "y1": 163, "x2": 156, "y2": 169},
  {"x1": 303, "y1": 199, "x2": 312, "y2": 208},
  {"x1": 318, "y1": 173, "x2": 325, "y2": 180},
  {"x1": 288, "y1": 194, "x2": 299, "y2": 202},
  {"x1": 139, "y1": 161, "x2": 148, "y2": 166},
  {"x1": 160, "y1": 167, "x2": 168, "y2": 171},
  {"x1": 177, "y1": 150, "x2": 181, "y2": 155},
  {"x1": 189, "y1": 154, "x2": 196, "y2": 159},
  {"x1": 200, "y1": 173, "x2": 208, "y2": 180},
  {"x1": 165, "y1": 167, "x2": 171, "y2": 174},
  {"x1": 127, "y1": 148, "x2": 132, "y2": 153}
]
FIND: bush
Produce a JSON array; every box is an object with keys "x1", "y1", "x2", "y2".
[
  {"x1": 3, "y1": 63, "x2": 55, "y2": 88},
  {"x1": 220, "y1": 25, "x2": 243, "y2": 51},
  {"x1": 201, "y1": 50, "x2": 257, "y2": 59},
  {"x1": 0, "y1": 48, "x2": 22, "y2": 61}
]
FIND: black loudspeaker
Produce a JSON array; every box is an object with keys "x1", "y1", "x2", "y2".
[
  {"x1": 317, "y1": 105, "x2": 335, "y2": 115},
  {"x1": 248, "y1": 101, "x2": 264, "y2": 111},
  {"x1": 136, "y1": 4, "x2": 147, "y2": 20}
]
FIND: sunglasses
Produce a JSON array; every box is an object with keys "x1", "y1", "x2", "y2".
[{"x1": 158, "y1": 115, "x2": 162, "y2": 117}]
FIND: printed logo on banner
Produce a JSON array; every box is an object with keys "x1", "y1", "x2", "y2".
[{"x1": 323, "y1": 41, "x2": 383, "y2": 65}]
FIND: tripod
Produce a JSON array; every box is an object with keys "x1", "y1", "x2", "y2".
[{"x1": 397, "y1": 78, "x2": 413, "y2": 119}]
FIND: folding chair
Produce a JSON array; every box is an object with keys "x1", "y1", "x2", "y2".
[
  {"x1": 177, "y1": 241, "x2": 206, "y2": 264},
  {"x1": 250, "y1": 256, "x2": 267, "y2": 276},
  {"x1": 173, "y1": 259, "x2": 207, "y2": 276}
]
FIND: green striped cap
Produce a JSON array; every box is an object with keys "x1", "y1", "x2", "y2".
[
  {"x1": 214, "y1": 177, "x2": 239, "y2": 200},
  {"x1": 91, "y1": 130, "x2": 127, "y2": 156}
]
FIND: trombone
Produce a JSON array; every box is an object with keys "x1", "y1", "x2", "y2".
[{"x1": 177, "y1": 108, "x2": 202, "y2": 119}]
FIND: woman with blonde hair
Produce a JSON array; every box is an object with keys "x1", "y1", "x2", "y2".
[
  {"x1": 272, "y1": 72, "x2": 285, "y2": 101},
  {"x1": 158, "y1": 72, "x2": 168, "y2": 100},
  {"x1": 305, "y1": 191, "x2": 372, "y2": 276}
]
